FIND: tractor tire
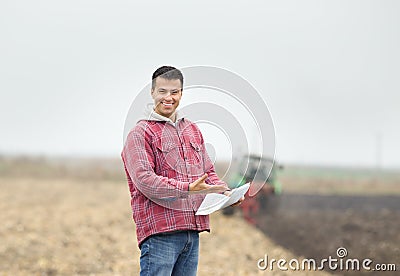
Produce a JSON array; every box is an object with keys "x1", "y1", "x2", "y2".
[{"x1": 222, "y1": 206, "x2": 235, "y2": 216}]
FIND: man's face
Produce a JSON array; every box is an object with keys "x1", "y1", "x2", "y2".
[{"x1": 151, "y1": 77, "x2": 182, "y2": 119}]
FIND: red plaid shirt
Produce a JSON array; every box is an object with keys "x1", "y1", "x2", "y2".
[{"x1": 122, "y1": 115, "x2": 227, "y2": 247}]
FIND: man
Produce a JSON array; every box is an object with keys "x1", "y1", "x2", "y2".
[{"x1": 122, "y1": 66, "x2": 242, "y2": 275}]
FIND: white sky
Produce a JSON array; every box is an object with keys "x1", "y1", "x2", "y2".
[{"x1": 1, "y1": 0, "x2": 399, "y2": 168}]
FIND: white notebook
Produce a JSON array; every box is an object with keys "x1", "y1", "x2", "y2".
[{"x1": 195, "y1": 183, "x2": 250, "y2": 215}]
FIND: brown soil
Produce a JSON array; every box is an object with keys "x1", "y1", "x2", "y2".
[
  {"x1": 250, "y1": 193, "x2": 400, "y2": 276},
  {"x1": 0, "y1": 177, "x2": 329, "y2": 276}
]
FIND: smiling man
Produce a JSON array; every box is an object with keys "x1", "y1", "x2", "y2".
[
  {"x1": 151, "y1": 76, "x2": 182, "y2": 119},
  {"x1": 121, "y1": 66, "x2": 239, "y2": 275}
]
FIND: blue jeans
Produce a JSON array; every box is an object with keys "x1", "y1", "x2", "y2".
[{"x1": 140, "y1": 230, "x2": 199, "y2": 276}]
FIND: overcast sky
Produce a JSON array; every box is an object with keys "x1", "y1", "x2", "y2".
[{"x1": 1, "y1": 0, "x2": 399, "y2": 168}]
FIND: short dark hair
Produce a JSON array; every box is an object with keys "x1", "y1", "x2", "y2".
[{"x1": 152, "y1": 66, "x2": 184, "y2": 90}]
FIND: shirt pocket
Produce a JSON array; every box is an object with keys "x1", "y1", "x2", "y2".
[
  {"x1": 153, "y1": 141, "x2": 179, "y2": 172},
  {"x1": 189, "y1": 140, "x2": 203, "y2": 164},
  {"x1": 186, "y1": 140, "x2": 204, "y2": 177}
]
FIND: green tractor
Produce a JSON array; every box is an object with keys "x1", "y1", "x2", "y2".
[{"x1": 223, "y1": 154, "x2": 282, "y2": 224}]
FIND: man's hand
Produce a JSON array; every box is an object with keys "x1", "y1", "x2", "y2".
[
  {"x1": 189, "y1": 174, "x2": 227, "y2": 194},
  {"x1": 223, "y1": 190, "x2": 244, "y2": 207},
  {"x1": 230, "y1": 196, "x2": 244, "y2": 206}
]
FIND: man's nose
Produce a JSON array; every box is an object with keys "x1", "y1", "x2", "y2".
[{"x1": 164, "y1": 93, "x2": 173, "y2": 100}]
